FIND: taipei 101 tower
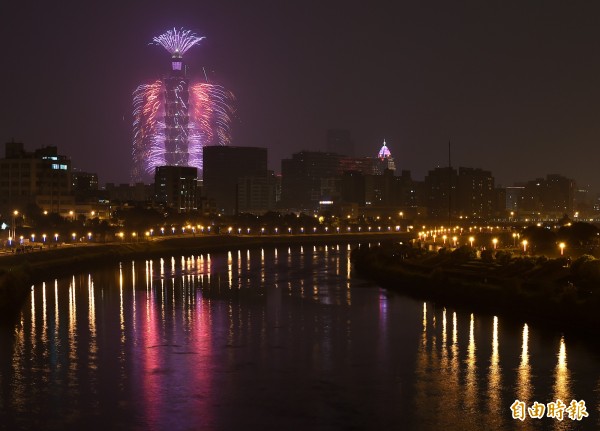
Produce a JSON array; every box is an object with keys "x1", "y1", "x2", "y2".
[
  {"x1": 162, "y1": 32, "x2": 194, "y2": 166},
  {"x1": 132, "y1": 28, "x2": 234, "y2": 183}
]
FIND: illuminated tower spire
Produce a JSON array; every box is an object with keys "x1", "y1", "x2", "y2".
[
  {"x1": 153, "y1": 29, "x2": 205, "y2": 166},
  {"x1": 375, "y1": 139, "x2": 396, "y2": 174},
  {"x1": 378, "y1": 139, "x2": 391, "y2": 159}
]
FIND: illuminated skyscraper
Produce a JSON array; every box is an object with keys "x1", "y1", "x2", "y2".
[
  {"x1": 132, "y1": 29, "x2": 234, "y2": 183},
  {"x1": 374, "y1": 140, "x2": 396, "y2": 174},
  {"x1": 163, "y1": 50, "x2": 191, "y2": 166}
]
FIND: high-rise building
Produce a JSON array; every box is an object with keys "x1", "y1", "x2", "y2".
[
  {"x1": 456, "y1": 167, "x2": 495, "y2": 219},
  {"x1": 280, "y1": 151, "x2": 342, "y2": 210},
  {"x1": 203, "y1": 146, "x2": 268, "y2": 215},
  {"x1": 0, "y1": 142, "x2": 74, "y2": 215},
  {"x1": 132, "y1": 29, "x2": 234, "y2": 183},
  {"x1": 505, "y1": 186, "x2": 524, "y2": 213},
  {"x1": 154, "y1": 166, "x2": 198, "y2": 212},
  {"x1": 424, "y1": 167, "x2": 457, "y2": 220},
  {"x1": 72, "y1": 171, "x2": 99, "y2": 201},
  {"x1": 518, "y1": 175, "x2": 575, "y2": 217},
  {"x1": 237, "y1": 171, "x2": 277, "y2": 214},
  {"x1": 374, "y1": 140, "x2": 396, "y2": 174}
]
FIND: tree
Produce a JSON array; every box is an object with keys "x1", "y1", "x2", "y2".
[
  {"x1": 558, "y1": 222, "x2": 598, "y2": 247},
  {"x1": 522, "y1": 226, "x2": 557, "y2": 253}
]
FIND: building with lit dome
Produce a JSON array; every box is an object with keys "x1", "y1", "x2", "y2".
[{"x1": 374, "y1": 140, "x2": 396, "y2": 174}]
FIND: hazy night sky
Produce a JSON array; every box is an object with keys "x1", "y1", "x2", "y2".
[{"x1": 1, "y1": 1, "x2": 599, "y2": 192}]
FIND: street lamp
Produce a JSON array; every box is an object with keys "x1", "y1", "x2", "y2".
[
  {"x1": 492, "y1": 238, "x2": 498, "y2": 249},
  {"x1": 452, "y1": 236, "x2": 457, "y2": 247},
  {"x1": 42, "y1": 234, "x2": 46, "y2": 243},
  {"x1": 11, "y1": 210, "x2": 18, "y2": 240},
  {"x1": 469, "y1": 236, "x2": 474, "y2": 247},
  {"x1": 559, "y1": 242, "x2": 565, "y2": 256},
  {"x1": 522, "y1": 240, "x2": 528, "y2": 253}
]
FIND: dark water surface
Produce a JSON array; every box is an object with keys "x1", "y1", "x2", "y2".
[{"x1": 1, "y1": 244, "x2": 599, "y2": 430}]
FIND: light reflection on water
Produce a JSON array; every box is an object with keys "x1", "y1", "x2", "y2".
[{"x1": 0, "y1": 244, "x2": 599, "y2": 430}]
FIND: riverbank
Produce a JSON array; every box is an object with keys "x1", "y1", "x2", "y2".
[
  {"x1": 0, "y1": 232, "x2": 412, "y2": 319},
  {"x1": 352, "y1": 244, "x2": 600, "y2": 334}
]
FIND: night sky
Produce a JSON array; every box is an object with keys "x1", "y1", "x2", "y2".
[{"x1": 1, "y1": 1, "x2": 599, "y2": 192}]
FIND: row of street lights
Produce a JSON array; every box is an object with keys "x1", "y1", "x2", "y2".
[{"x1": 419, "y1": 230, "x2": 568, "y2": 255}]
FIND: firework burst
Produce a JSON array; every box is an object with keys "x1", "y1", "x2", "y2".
[{"x1": 152, "y1": 28, "x2": 205, "y2": 57}]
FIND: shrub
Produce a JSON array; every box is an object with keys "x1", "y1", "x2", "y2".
[
  {"x1": 451, "y1": 245, "x2": 476, "y2": 262},
  {"x1": 495, "y1": 250, "x2": 513, "y2": 265},
  {"x1": 578, "y1": 260, "x2": 600, "y2": 284},
  {"x1": 571, "y1": 254, "x2": 595, "y2": 277},
  {"x1": 480, "y1": 249, "x2": 494, "y2": 263}
]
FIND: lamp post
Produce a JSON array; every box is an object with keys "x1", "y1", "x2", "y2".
[
  {"x1": 559, "y1": 242, "x2": 565, "y2": 256},
  {"x1": 11, "y1": 210, "x2": 18, "y2": 241},
  {"x1": 522, "y1": 240, "x2": 528, "y2": 253},
  {"x1": 469, "y1": 236, "x2": 474, "y2": 247},
  {"x1": 492, "y1": 238, "x2": 498, "y2": 249}
]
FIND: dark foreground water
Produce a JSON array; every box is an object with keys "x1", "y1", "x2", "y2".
[{"x1": 1, "y1": 244, "x2": 599, "y2": 430}]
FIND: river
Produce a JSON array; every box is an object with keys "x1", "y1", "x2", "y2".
[{"x1": 0, "y1": 243, "x2": 599, "y2": 430}]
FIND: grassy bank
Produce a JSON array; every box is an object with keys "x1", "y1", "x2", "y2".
[
  {"x1": 352, "y1": 244, "x2": 600, "y2": 334},
  {"x1": 0, "y1": 232, "x2": 412, "y2": 319}
]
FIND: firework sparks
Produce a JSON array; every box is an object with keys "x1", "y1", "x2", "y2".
[{"x1": 152, "y1": 28, "x2": 205, "y2": 57}]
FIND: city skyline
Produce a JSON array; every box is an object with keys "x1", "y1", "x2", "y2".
[{"x1": 1, "y1": 2, "x2": 600, "y2": 191}]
